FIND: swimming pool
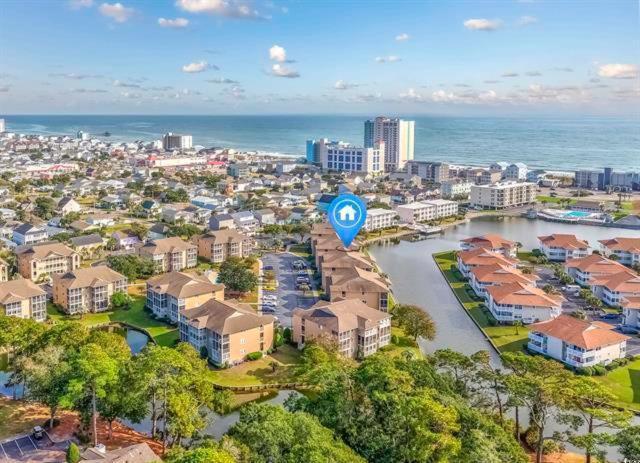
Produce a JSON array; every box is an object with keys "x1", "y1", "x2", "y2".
[{"x1": 563, "y1": 211, "x2": 592, "y2": 218}]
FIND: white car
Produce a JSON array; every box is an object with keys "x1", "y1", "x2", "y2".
[{"x1": 263, "y1": 295, "x2": 277, "y2": 301}]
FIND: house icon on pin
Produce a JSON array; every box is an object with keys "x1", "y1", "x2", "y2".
[{"x1": 338, "y1": 204, "x2": 357, "y2": 222}]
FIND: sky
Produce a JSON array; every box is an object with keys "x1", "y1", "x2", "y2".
[{"x1": 0, "y1": 0, "x2": 638, "y2": 115}]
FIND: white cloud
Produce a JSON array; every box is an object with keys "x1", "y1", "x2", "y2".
[
  {"x1": 463, "y1": 18, "x2": 502, "y2": 31},
  {"x1": 50, "y1": 73, "x2": 103, "y2": 80},
  {"x1": 395, "y1": 33, "x2": 410, "y2": 42},
  {"x1": 525, "y1": 71, "x2": 542, "y2": 77},
  {"x1": 399, "y1": 88, "x2": 425, "y2": 101},
  {"x1": 98, "y1": 3, "x2": 134, "y2": 23},
  {"x1": 375, "y1": 55, "x2": 401, "y2": 63},
  {"x1": 113, "y1": 79, "x2": 141, "y2": 88},
  {"x1": 222, "y1": 85, "x2": 246, "y2": 99},
  {"x1": 158, "y1": 17, "x2": 189, "y2": 28},
  {"x1": 484, "y1": 80, "x2": 501, "y2": 84},
  {"x1": 334, "y1": 80, "x2": 359, "y2": 90},
  {"x1": 502, "y1": 72, "x2": 519, "y2": 78},
  {"x1": 175, "y1": 0, "x2": 264, "y2": 20},
  {"x1": 269, "y1": 45, "x2": 287, "y2": 62},
  {"x1": 182, "y1": 61, "x2": 217, "y2": 73},
  {"x1": 72, "y1": 88, "x2": 108, "y2": 94},
  {"x1": 270, "y1": 63, "x2": 299, "y2": 78},
  {"x1": 517, "y1": 15, "x2": 537, "y2": 26},
  {"x1": 597, "y1": 63, "x2": 638, "y2": 79},
  {"x1": 551, "y1": 67, "x2": 574, "y2": 72},
  {"x1": 207, "y1": 77, "x2": 239, "y2": 84},
  {"x1": 69, "y1": 0, "x2": 93, "y2": 8}
]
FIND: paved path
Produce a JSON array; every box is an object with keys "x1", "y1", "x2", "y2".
[{"x1": 260, "y1": 252, "x2": 319, "y2": 327}]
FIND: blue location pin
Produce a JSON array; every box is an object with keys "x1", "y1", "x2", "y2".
[{"x1": 327, "y1": 194, "x2": 367, "y2": 248}]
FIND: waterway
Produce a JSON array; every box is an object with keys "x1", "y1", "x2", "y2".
[{"x1": 368, "y1": 215, "x2": 640, "y2": 459}]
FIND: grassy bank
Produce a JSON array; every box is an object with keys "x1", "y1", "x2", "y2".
[
  {"x1": 594, "y1": 358, "x2": 640, "y2": 412},
  {"x1": 433, "y1": 251, "x2": 529, "y2": 353}
]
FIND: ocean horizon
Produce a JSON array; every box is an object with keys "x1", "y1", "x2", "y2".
[{"x1": 3, "y1": 114, "x2": 639, "y2": 171}]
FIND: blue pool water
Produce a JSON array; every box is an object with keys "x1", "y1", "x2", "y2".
[{"x1": 564, "y1": 211, "x2": 591, "y2": 218}]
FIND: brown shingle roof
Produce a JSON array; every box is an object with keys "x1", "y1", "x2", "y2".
[
  {"x1": 146, "y1": 271, "x2": 223, "y2": 299},
  {"x1": 0, "y1": 279, "x2": 46, "y2": 304},
  {"x1": 294, "y1": 298, "x2": 390, "y2": 333},
  {"x1": 80, "y1": 443, "x2": 159, "y2": 463},
  {"x1": 329, "y1": 267, "x2": 389, "y2": 293},
  {"x1": 530, "y1": 314, "x2": 629, "y2": 350},
  {"x1": 471, "y1": 263, "x2": 539, "y2": 286},
  {"x1": 16, "y1": 242, "x2": 77, "y2": 260},
  {"x1": 181, "y1": 298, "x2": 273, "y2": 335},
  {"x1": 461, "y1": 234, "x2": 515, "y2": 249},
  {"x1": 198, "y1": 229, "x2": 249, "y2": 244},
  {"x1": 53, "y1": 265, "x2": 126, "y2": 290},
  {"x1": 139, "y1": 236, "x2": 196, "y2": 255},
  {"x1": 590, "y1": 271, "x2": 640, "y2": 293}
]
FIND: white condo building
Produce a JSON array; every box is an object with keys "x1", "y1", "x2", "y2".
[
  {"x1": 320, "y1": 140, "x2": 385, "y2": 174},
  {"x1": 364, "y1": 208, "x2": 398, "y2": 231},
  {"x1": 364, "y1": 117, "x2": 414, "y2": 171},
  {"x1": 470, "y1": 182, "x2": 536, "y2": 209},
  {"x1": 396, "y1": 199, "x2": 458, "y2": 224},
  {"x1": 163, "y1": 132, "x2": 193, "y2": 151}
]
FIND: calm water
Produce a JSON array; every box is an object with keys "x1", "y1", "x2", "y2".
[{"x1": 4, "y1": 115, "x2": 639, "y2": 171}]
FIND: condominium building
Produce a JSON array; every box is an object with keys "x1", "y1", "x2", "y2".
[
  {"x1": 52, "y1": 266, "x2": 128, "y2": 315},
  {"x1": 320, "y1": 140, "x2": 385, "y2": 174},
  {"x1": 364, "y1": 117, "x2": 415, "y2": 171},
  {"x1": 0, "y1": 259, "x2": 8, "y2": 282},
  {"x1": 424, "y1": 199, "x2": 459, "y2": 218},
  {"x1": 621, "y1": 297, "x2": 640, "y2": 331},
  {"x1": 460, "y1": 234, "x2": 517, "y2": 257},
  {"x1": 598, "y1": 237, "x2": 640, "y2": 267},
  {"x1": 195, "y1": 229, "x2": 254, "y2": 263},
  {"x1": 564, "y1": 254, "x2": 627, "y2": 287},
  {"x1": 405, "y1": 161, "x2": 449, "y2": 183},
  {"x1": 146, "y1": 271, "x2": 224, "y2": 324},
  {"x1": 528, "y1": 315, "x2": 629, "y2": 367},
  {"x1": 574, "y1": 170, "x2": 601, "y2": 189},
  {"x1": 396, "y1": 202, "x2": 436, "y2": 223},
  {"x1": 0, "y1": 278, "x2": 47, "y2": 321},
  {"x1": 179, "y1": 298, "x2": 274, "y2": 366},
  {"x1": 364, "y1": 208, "x2": 398, "y2": 231},
  {"x1": 470, "y1": 181, "x2": 536, "y2": 209},
  {"x1": 139, "y1": 237, "x2": 198, "y2": 273},
  {"x1": 162, "y1": 132, "x2": 193, "y2": 150},
  {"x1": 326, "y1": 266, "x2": 391, "y2": 311},
  {"x1": 486, "y1": 281, "x2": 564, "y2": 324},
  {"x1": 441, "y1": 180, "x2": 472, "y2": 199},
  {"x1": 16, "y1": 242, "x2": 80, "y2": 281},
  {"x1": 589, "y1": 271, "x2": 640, "y2": 308},
  {"x1": 319, "y1": 249, "x2": 376, "y2": 289},
  {"x1": 469, "y1": 263, "x2": 539, "y2": 300},
  {"x1": 292, "y1": 299, "x2": 392, "y2": 359},
  {"x1": 537, "y1": 234, "x2": 590, "y2": 262},
  {"x1": 456, "y1": 248, "x2": 518, "y2": 278}
]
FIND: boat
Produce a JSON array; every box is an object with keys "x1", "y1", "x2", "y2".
[{"x1": 103, "y1": 131, "x2": 111, "y2": 137}]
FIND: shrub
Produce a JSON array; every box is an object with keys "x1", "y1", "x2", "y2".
[
  {"x1": 576, "y1": 367, "x2": 594, "y2": 376},
  {"x1": 391, "y1": 334, "x2": 399, "y2": 345},
  {"x1": 246, "y1": 351, "x2": 263, "y2": 361},
  {"x1": 593, "y1": 365, "x2": 607, "y2": 376},
  {"x1": 66, "y1": 443, "x2": 80, "y2": 463},
  {"x1": 487, "y1": 317, "x2": 498, "y2": 327}
]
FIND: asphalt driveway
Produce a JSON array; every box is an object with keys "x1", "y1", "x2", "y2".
[{"x1": 260, "y1": 252, "x2": 319, "y2": 327}]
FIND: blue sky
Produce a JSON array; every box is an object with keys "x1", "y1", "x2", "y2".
[{"x1": 0, "y1": 0, "x2": 638, "y2": 115}]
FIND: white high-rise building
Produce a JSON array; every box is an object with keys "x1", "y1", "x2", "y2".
[
  {"x1": 0, "y1": 119, "x2": 5, "y2": 133},
  {"x1": 364, "y1": 117, "x2": 414, "y2": 171},
  {"x1": 163, "y1": 132, "x2": 193, "y2": 151},
  {"x1": 319, "y1": 140, "x2": 385, "y2": 174}
]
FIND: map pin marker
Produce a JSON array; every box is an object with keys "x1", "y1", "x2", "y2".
[{"x1": 327, "y1": 194, "x2": 367, "y2": 248}]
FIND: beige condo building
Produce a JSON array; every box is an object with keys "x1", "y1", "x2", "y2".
[
  {"x1": 195, "y1": 229, "x2": 253, "y2": 263},
  {"x1": 139, "y1": 237, "x2": 198, "y2": 273},
  {"x1": 16, "y1": 242, "x2": 80, "y2": 281},
  {"x1": 0, "y1": 278, "x2": 47, "y2": 321},
  {"x1": 470, "y1": 181, "x2": 536, "y2": 210},
  {"x1": 327, "y1": 266, "x2": 391, "y2": 312}
]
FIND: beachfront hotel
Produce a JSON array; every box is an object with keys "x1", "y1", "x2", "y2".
[
  {"x1": 364, "y1": 117, "x2": 415, "y2": 171},
  {"x1": 469, "y1": 181, "x2": 536, "y2": 209},
  {"x1": 319, "y1": 140, "x2": 385, "y2": 174}
]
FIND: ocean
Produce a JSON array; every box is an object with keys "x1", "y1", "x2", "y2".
[{"x1": 3, "y1": 115, "x2": 639, "y2": 171}]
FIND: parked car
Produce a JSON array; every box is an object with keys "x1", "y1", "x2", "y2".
[
  {"x1": 263, "y1": 295, "x2": 277, "y2": 301},
  {"x1": 263, "y1": 265, "x2": 274, "y2": 271},
  {"x1": 33, "y1": 426, "x2": 44, "y2": 440}
]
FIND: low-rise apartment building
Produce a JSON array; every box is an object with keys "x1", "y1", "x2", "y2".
[
  {"x1": 598, "y1": 237, "x2": 640, "y2": 267},
  {"x1": 364, "y1": 208, "x2": 398, "y2": 231},
  {"x1": 0, "y1": 278, "x2": 47, "y2": 321},
  {"x1": 528, "y1": 315, "x2": 629, "y2": 368},
  {"x1": 396, "y1": 201, "x2": 436, "y2": 223},
  {"x1": 621, "y1": 297, "x2": 640, "y2": 331},
  {"x1": 460, "y1": 234, "x2": 517, "y2": 257},
  {"x1": 179, "y1": 298, "x2": 274, "y2": 366},
  {"x1": 52, "y1": 266, "x2": 128, "y2": 315},
  {"x1": 470, "y1": 181, "x2": 536, "y2": 210},
  {"x1": 139, "y1": 237, "x2": 198, "y2": 273},
  {"x1": 469, "y1": 263, "x2": 539, "y2": 300},
  {"x1": 589, "y1": 271, "x2": 640, "y2": 308},
  {"x1": 441, "y1": 180, "x2": 473, "y2": 199},
  {"x1": 486, "y1": 281, "x2": 563, "y2": 324},
  {"x1": 292, "y1": 299, "x2": 392, "y2": 359},
  {"x1": 319, "y1": 249, "x2": 376, "y2": 289},
  {"x1": 456, "y1": 248, "x2": 518, "y2": 278},
  {"x1": 564, "y1": 254, "x2": 627, "y2": 287},
  {"x1": 195, "y1": 229, "x2": 253, "y2": 263},
  {"x1": 326, "y1": 266, "x2": 391, "y2": 311},
  {"x1": 537, "y1": 234, "x2": 589, "y2": 262},
  {"x1": 16, "y1": 242, "x2": 80, "y2": 281},
  {"x1": 146, "y1": 271, "x2": 224, "y2": 324},
  {"x1": 425, "y1": 199, "x2": 459, "y2": 218}
]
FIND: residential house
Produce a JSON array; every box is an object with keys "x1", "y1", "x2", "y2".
[
  {"x1": 528, "y1": 315, "x2": 629, "y2": 367},
  {"x1": 52, "y1": 265, "x2": 128, "y2": 314},
  {"x1": 538, "y1": 234, "x2": 589, "y2": 262},
  {"x1": 460, "y1": 234, "x2": 517, "y2": 257},
  {"x1": 0, "y1": 278, "x2": 47, "y2": 321},
  {"x1": 80, "y1": 443, "x2": 159, "y2": 463},
  {"x1": 254, "y1": 208, "x2": 276, "y2": 226},
  {"x1": 231, "y1": 211, "x2": 259, "y2": 235},
  {"x1": 100, "y1": 194, "x2": 125, "y2": 209},
  {"x1": 598, "y1": 237, "x2": 640, "y2": 267},
  {"x1": 162, "y1": 204, "x2": 210, "y2": 224},
  {"x1": 16, "y1": 242, "x2": 81, "y2": 281},
  {"x1": 140, "y1": 199, "x2": 161, "y2": 219},
  {"x1": 179, "y1": 298, "x2": 274, "y2": 366},
  {"x1": 564, "y1": 254, "x2": 627, "y2": 287},
  {"x1": 209, "y1": 213, "x2": 236, "y2": 231},
  {"x1": 456, "y1": 248, "x2": 518, "y2": 278},
  {"x1": 486, "y1": 281, "x2": 563, "y2": 324},
  {"x1": 146, "y1": 271, "x2": 224, "y2": 323},
  {"x1": 57, "y1": 197, "x2": 82, "y2": 216},
  {"x1": 12, "y1": 223, "x2": 48, "y2": 246},
  {"x1": 195, "y1": 229, "x2": 253, "y2": 263},
  {"x1": 111, "y1": 230, "x2": 141, "y2": 251},
  {"x1": 85, "y1": 214, "x2": 116, "y2": 227},
  {"x1": 70, "y1": 234, "x2": 104, "y2": 259},
  {"x1": 292, "y1": 299, "x2": 392, "y2": 359},
  {"x1": 469, "y1": 263, "x2": 539, "y2": 300},
  {"x1": 139, "y1": 237, "x2": 198, "y2": 273},
  {"x1": 326, "y1": 266, "x2": 391, "y2": 311},
  {"x1": 148, "y1": 223, "x2": 171, "y2": 240}
]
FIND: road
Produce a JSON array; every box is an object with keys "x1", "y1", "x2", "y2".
[{"x1": 260, "y1": 252, "x2": 319, "y2": 327}]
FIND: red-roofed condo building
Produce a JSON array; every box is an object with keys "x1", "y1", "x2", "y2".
[
  {"x1": 537, "y1": 234, "x2": 589, "y2": 262},
  {"x1": 598, "y1": 237, "x2": 640, "y2": 267},
  {"x1": 486, "y1": 282, "x2": 564, "y2": 324}
]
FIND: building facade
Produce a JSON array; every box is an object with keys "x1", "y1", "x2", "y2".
[
  {"x1": 195, "y1": 229, "x2": 254, "y2": 263},
  {"x1": 405, "y1": 161, "x2": 449, "y2": 183},
  {"x1": 470, "y1": 182, "x2": 536, "y2": 209},
  {"x1": 162, "y1": 132, "x2": 193, "y2": 150},
  {"x1": 139, "y1": 237, "x2": 198, "y2": 273},
  {"x1": 364, "y1": 208, "x2": 398, "y2": 231},
  {"x1": 364, "y1": 117, "x2": 415, "y2": 171},
  {"x1": 537, "y1": 234, "x2": 590, "y2": 262},
  {"x1": 16, "y1": 242, "x2": 81, "y2": 281},
  {"x1": 52, "y1": 266, "x2": 128, "y2": 315},
  {"x1": 320, "y1": 140, "x2": 385, "y2": 174},
  {"x1": 0, "y1": 279, "x2": 47, "y2": 321}
]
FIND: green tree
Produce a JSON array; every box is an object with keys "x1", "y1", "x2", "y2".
[
  {"x1": 111, "y1": 291, "x2": 133, "y2": 310},
  {"x1": 34, "y1": 196, "x2": 57, "y2": 219},
  {"x1": 168, "y1": 223, "x2": 202, "y2": 239},
  {"x1": 392, "y1": 304, "x2": 436, "y2": 342},
  {"x1": 217, "y1": 257, "x2": 258, "y2": 293},
  {"x1": 66, "y1": 442, "x2": 80, "y2": 463},
  {"x1": 164, "y1": 188, "x2": 190, "y2": 203},
  {"x1": 107, "y1": 255, "x2": 155, "y2": 280},
  {"x1": 166, "y1": 445, "x2": 236, "y2": 463},
  {"x1": 130, "y1": 222, "x2": 148, "y2": 241},
  {"x1": 615, "y1": 425, "x2": 640, "y2": 461}
]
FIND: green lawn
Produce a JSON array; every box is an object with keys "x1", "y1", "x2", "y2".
[
  {"x1": 380, "y1": 326, "x2": 422, "y2": 359},
  {"x1": 289, "y1": 244, "x2": 311, "y2": 258},
  {"x1": 594, "y1": 358, "x2": 640, "y2": 412},
  {"x1": 433, "y1": 251, "x2": 529, "y2": 354},
  {"x1": 536, "y1": 195, "x2": 577, "y2": 205},
  {"x1": 212, "y1": 344, "x2": 304, "y2": 387},
  {"x1": 46, "y1": 292, "x2": 179, "y2": 347}
]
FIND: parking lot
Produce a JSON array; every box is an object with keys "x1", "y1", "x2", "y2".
[
  {"x1": 0, "y1": 433, "x2": 68, "y2": 462},
  {"x1": 260, "y1": 252, "x2": 319, "y2": 327}
]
